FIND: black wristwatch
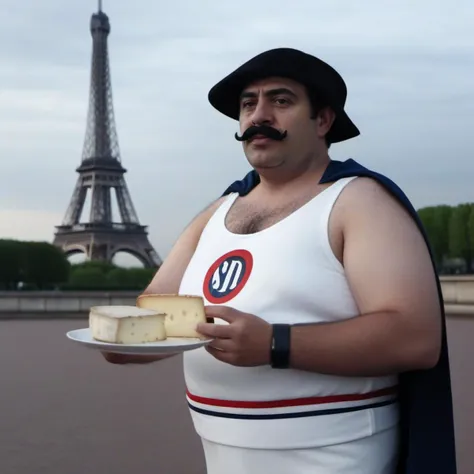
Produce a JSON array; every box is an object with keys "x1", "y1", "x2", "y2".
[{"x1": 270, "y1": 324, "x2": 292, "y2": 369}]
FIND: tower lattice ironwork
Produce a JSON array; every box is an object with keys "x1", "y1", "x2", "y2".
[{"x1": 53, "y1": 1, "x2": 162, "y2": 268}]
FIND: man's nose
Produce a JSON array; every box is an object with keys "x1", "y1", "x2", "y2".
[{"x1": 250, "y1": 100, "x2": 273, "y2": 126}]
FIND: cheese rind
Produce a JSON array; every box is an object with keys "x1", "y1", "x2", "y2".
[
  {"x1": 89, "y1": 305, "x2": 167, "y2": 344},
  {"x1": 136, "y1": 294, "x2": 207, "y2": 339}
]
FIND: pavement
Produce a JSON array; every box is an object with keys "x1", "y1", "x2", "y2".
[{"x1": 0, "y1": 319, "x2": 206, "y2": 474}]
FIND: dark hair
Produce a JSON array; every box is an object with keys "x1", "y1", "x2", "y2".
[{"x1": 307, "y1": 89, "x2": 332, "y2": 148}]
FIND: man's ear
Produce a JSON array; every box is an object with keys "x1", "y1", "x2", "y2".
[{"x1": 317, "y1": 106, "x2": 336, "y2": 138}]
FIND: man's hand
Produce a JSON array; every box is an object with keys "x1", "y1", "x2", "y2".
[{"x1": 196, "y1": 306, "x2": 273, "y2": 367}]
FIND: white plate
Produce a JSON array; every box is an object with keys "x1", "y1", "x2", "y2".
[{"x1": 66, "y1": 328, "x2": 213, "y2": 355}]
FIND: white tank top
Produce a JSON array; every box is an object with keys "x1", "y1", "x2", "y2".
[{"x1": 179, "y1": 177, "x2": 399, "y2": 449}]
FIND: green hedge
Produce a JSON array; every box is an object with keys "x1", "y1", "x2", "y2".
[
  {"x1": 0, "y1": 239, "x2": 70, "y2": 290},
  {"x1": 417, "y1": 203, "x2": 474, "y2": 273},
  {"x1": 62, "y1": 261, "x2": 156, "y2": 290},
  {"x1": 0, "y1": 239, "x2": 157, "y2": 291}
]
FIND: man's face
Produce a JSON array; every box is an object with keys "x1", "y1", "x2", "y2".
[{"x1": 237, "y1": 76, "x2": 332, "y2": 172}]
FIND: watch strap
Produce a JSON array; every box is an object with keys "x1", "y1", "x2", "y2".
[{"x1": 271, "y1": 323, "x2": 291, "y2": 368}]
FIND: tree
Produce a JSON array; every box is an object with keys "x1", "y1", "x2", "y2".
[
  {"x1": 0, "y1": 239, "x2": 25, "y2": 289},
  {"x1": 448, "y1": 203, "x2": 473, "y2": 272},
  {"x1": 418, "y1": 205, "x2": 452, "y2": 269},
  {"x1": 22, "y1": 241, "x2": 71, "y2": 289}
]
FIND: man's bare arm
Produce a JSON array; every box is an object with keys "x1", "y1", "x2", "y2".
[
  {"x1": 288, "y1": 177, "x2": 442, "y2": 377},
  {"x1": 141, "y1": 197, "x2": 226, "y2": 295},
  {"x1": 102, "y1": 197, "x2": 226, "y2": 365}
]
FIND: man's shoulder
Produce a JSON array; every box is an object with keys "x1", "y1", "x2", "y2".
[
  {"x1": 323, "y1": 159, "x2": 419, "y2": 221},
  {"x1": 181, "y1": 195, "x2": 228, "y2": 238},
  {"x1": 334, "y1": 172, "x2": 429, "y2": 258},
  {"x1": 323, "y1": 159, "x2": 406, "y2": 196},
  {"x1": 338, "y1": 175, "x2": 410, "y2": 219}
]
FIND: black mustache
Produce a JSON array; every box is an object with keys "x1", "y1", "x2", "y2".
[{"x1": 234, "y1": 125, "x2": 288, "y2": 142}]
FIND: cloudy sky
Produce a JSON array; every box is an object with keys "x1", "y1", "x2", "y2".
[{"x1": 0, "y1": 0, "x2": 472, "y2": 266}]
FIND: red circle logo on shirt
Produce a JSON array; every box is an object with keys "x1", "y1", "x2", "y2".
[{"x1": 203, "y1": 249, "x2": 253, "y2": 304}]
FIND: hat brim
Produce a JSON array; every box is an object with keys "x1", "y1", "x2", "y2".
[{"x1": 208, "y1": 55, "x2": 360, "y2": 144}]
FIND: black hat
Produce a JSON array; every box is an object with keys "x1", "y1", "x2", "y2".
[{"x1": 208, "y1": 47, "x2": 360, "y2": 143}]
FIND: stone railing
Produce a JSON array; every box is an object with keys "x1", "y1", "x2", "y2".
[
  {"x1": 440, "y1": 275, "x2": 474, "y2": 316},
  {"x1": 0, "y1": 275, "x2": 473, "y2": 318},
  {"x1": 0, "y1": 290, "x2": 139, "y2": 318}
]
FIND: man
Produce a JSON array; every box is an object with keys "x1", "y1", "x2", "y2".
[{"x1": 104, "y1": 48, "x2": 457, "y2": 474}]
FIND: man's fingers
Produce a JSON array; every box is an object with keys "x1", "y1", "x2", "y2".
[
  {"x1": 196, "y1": 321, "x2": 232, "y2": 339},
  {"x1": 205, "y1": 344, "x2": 235, "y2": 364},
  {"x1": 207, "y1": 337, "x2": 234, "y2": 352},
  {"x1": 205, "y1": 305, "x2": 241, "y2": 323}
]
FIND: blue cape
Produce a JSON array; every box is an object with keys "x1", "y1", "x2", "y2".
[{"x1": 222, "y1": 158, "x2": 457, "y2": 474}]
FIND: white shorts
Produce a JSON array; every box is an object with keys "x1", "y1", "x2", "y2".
[{"x1": 201, "y1": 426, "x2": 399, "y2": 474}]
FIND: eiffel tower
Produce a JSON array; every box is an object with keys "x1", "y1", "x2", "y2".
[{"x1": 53, "y1": 1, "x2": 162, "y2": 268}]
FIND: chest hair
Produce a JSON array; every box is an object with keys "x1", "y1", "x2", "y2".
[
  {"x1": 225, "y1": 194, "x2": 317, "y2": 235},
  {"x1": 223, "y1": 188, "x2": 345, "y2": 265}
]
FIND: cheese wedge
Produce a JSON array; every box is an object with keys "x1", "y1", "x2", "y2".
[
  {"x1": 136, "y1": 294, "x2": 207, "y2": 339},
  {"x1": 89, "y1": 305, "x2": 167, "y2": 344}
]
